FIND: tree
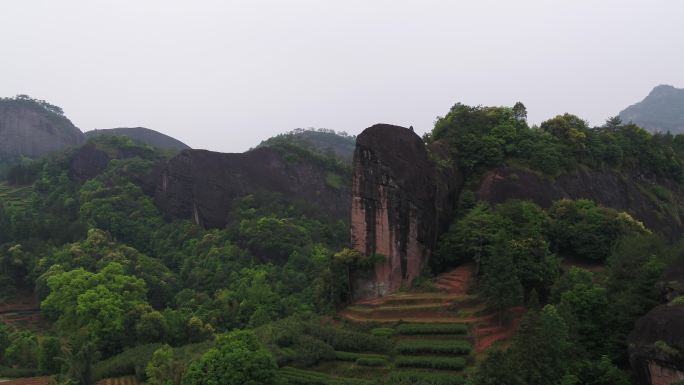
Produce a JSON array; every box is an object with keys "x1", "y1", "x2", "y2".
[
  {"x1": 146, "y1": 345, "x2": 185, "y2": 385},
  {"x1": 41, "y1": 262, "x2": 148, "y2": 353},
  {"x1": 436, "y1": 204, "x2": 504, "y2": 274},
  {"x1": 513, "y1": 102, "x2": 528, "y2": 122},
  {"x1": 480, "y1": 251, "x2": 523, "y2": 324},
  {"x1": 512, "y1": 305, "x2": 571, "y2": 385},
  {"x1": 181, "y1": 330, "x2": 276, "y2": 385},
  {"x1": 469, "y1": 349, "x2": 522, "y2": 385},
  {"x1": 38, "y1": 336, "x2": 62, "y2": 374},
  {"x1": 4, "y1": 330, "x2": 38, "y2": 368}
]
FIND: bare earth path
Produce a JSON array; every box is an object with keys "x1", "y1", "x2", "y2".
[{"x1": 339, "y1": 263, "x2": 521, "y2": 353}]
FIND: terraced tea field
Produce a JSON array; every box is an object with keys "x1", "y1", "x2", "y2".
[
  {"x1": 0, "y1": 182, "x2": 33, "y2": 210},
  {"x1": 276, "y1": 264, "x2": 520, "y2": 384}
]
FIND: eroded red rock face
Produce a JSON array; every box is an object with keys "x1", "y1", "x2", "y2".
[{"x1": 350, "y1": 124, "x2": 460, "y2": 298}]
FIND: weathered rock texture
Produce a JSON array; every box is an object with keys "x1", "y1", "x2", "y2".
[
  {"x1": 153, "y1": 147, "x2": 351, "y2": 229},
  {"x1": 350, "y1": 124, "x2": 460, "y2": 298},
  {"x1": 0, "y1": 100, "x2": 85, "y2": 160},
  {"x1": 629, "y1": 257, "x2": 684, "y2": 385},
  {"x1": 477, "y1": 166, "x2": 684, "y2": 240}
]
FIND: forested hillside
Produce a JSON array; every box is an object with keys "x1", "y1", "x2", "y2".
[{"x1": 0, "y1": 100, "x2": 682, "y2": 385}]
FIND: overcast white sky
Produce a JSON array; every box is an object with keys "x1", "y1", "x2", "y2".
[{"x1": 1, "y1": 1, "x2": 683, "y2": 152}]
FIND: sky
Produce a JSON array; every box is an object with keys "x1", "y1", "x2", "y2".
[{"x1": 1, "y1": 1, "x2": 683, "y2": 153}]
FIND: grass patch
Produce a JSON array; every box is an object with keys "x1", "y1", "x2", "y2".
[
  {"x1": 325, "y1": 172, "x2": 345, "y2": 189},
  {"x1": 395, "y1": 323, "x2": 468, "y2": 335},
  {"x1": 396, "y1": 340, "x2": 472, "y2": 355},
  {"x1": 395, "y1": 356, "x2": 466, "y2": 370}
]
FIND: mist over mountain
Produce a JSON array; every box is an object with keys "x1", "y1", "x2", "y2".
[{"x1": 619, "y1": 85, "x2": 684, "y2": 133}]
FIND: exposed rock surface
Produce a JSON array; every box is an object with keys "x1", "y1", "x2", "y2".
[
  {"x1": 620, "y1": 85, "x2": 684, "y2": 134},
  {"x1": 86, "y1": 127, "x2": 190, "y2": 151},
  {"x1": 629, "y1": 257, "x2": 684, "y2": 385},
  {"x1": 153, "y1": 147, "x2": 350, "y2": 229},
  {"x1": 477, "y1": 166, "x2": 684, "y2": 239},
  {"x1": 68, "y1": 143, "x2": 113, "y2": 181},
  {"x1": 350, "y1": 124, "x2": 461, "y2": 298},
  {"x1": 0, "y1": 99, "x2": 85, "y2": 160}
]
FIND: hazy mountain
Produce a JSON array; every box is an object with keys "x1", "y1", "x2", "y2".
[
  {"x1": 257, "y1": 128, "x2": 356, "y2": 162},
  {"x1": 86, "y1": 127, "x2": 190, "y2": 151},
  {"x1": 0, "y1": 95, "x2": 85, "y2": 161},
  {"x1": 619, "y1": 84, "x2": 684, "y2": 133}
]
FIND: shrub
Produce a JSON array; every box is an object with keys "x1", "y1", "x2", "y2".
[
  {"x1": 396, "y1": 340, "x2": 472, "y2": 355},
  {"x1": 395, "y1": 356, "x2": 466, "y2": 370},
  {"x1": 306, "y1": 324, "x2": 392, "y2": 353},
  {"x1": 291, "y1": 335, "x2": 336, "y2": 367},
  {"x1": 386, "y1": 371, "x2": 466, "y2": 385},
  {"x1": 334, "y1": 351, "x2": 387, "y2": 362},
  {"x1": 355, "y1": 357, "x2": 388, "y2": 367},
  {"x1": 92, "y1": 343, "x2": 162, "y2": 380},
  {"x1": 395, "y1": 323, "x2": 468, "y2": 335},
  {"x1": 276, "y1": 366, "x2": 374, "y2": 385},
  {"x1": 370, "y1": 328, "x2": 395, "y2": 338}
]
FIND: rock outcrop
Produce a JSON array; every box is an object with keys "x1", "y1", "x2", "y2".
[
  {"x1": 0, "y1": 98, "x2": 85, "y2": 160},
  {"x1": 477, "y1": 166, "x2": 684, "y2": 240},
  {"x1": 629, "y1": 257, "x2": 684, "y2": 385},
  {"x1": 153, "y1": 147, "x2": 351, "y2": 229},
  {"x1": 86, "y1": 127, "x2": 190, "y2": 151},
  {"x1": 350, "y1": 124, "x2": 461, "y2": 298}
]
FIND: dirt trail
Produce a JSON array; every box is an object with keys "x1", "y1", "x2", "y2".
[
  {"x1": 339, "y1": 262, "x2": 521, "y2": 353},
  {"x1": 0, "y1": 377, "x2": 51, "y2": 385}
]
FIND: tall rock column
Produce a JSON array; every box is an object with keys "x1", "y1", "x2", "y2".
[{"x1": 351, "y1": 124, "x2": 442, "y2": 298}]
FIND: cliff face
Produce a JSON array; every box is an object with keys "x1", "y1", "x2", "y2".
[
  {"x1": 629, "y1": 257, "x2": 684, "y2": 385},
  {"x1": 153, "y1": 147, "x2": 350, "y2": 229},
  {"x1": 0, "y1": 100, "x2": 85, "y2": 160},
  {"x1": 350, "y1": 124, "x2": 460, "y2": 298},
  {"x1": 477, "y1": 166, "x2": 684, "y2": 239}
]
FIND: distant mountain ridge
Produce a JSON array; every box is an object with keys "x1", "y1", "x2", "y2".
[
  {"x1": 86, "y1": 127, "x2": 190, "y2": 151},
  {"x1": 0, "y1": 95, "x2": 85, "y2": 161},
  {"x1": 619, "y1": 84, "x2": 684, "y2": 133},
  {"x1": 258, "y1": 128, "x2": 356, "y2": 162}
]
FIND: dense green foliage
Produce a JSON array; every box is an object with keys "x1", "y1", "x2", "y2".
[
  {"x1": 429, "y1": 102, "x2": 684, "y2": 181},
  {"x1": 181, "y1": 330, "x2": 277, "y2": 385}
]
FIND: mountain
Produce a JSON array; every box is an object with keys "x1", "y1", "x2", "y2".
[
  {"x1": 258, "y1": 128, "x2": 356, "y2": 162},
  {"x1": 153, "y1": 145, "x2": 351, "y2": 232},
  {"x1": 0, "y1": 95, "x2": 85, "y2": 161},
  {"x1": 86, "y1": 127, "x2": 190, "y2": 151},
  {"x1": 619, "y1": 84, "x2": 684, "y2": 133}
]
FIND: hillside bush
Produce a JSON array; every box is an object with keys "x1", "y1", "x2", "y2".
[
  {"x1": 395, "y1": 323, "x2": 468, "y2": 335},
  {"x1": 386, "y1": 371, "x2": 465, "y2": 385},
  {"x1": 355, "y1": 357, "x2": 388, "y2": 367},
  {"x1": 396, "y1": 339, "x2": 472, "y2": 355},
  {"x1": 370, "y1": 328, "x2": 395, "y2": 338},
  {"x1": 334, "y1": 351, "x2": 387, "y2": 362},
  {"x1": 395, "y1": 356, "x2": 466, "y2": 370}
]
